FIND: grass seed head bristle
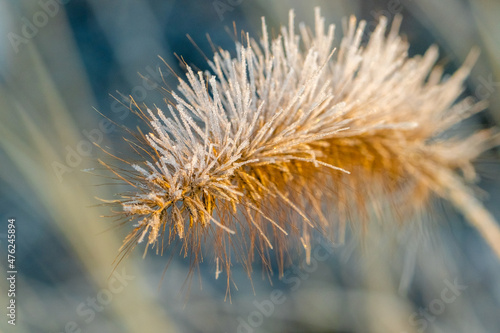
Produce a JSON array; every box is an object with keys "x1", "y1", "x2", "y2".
[{"x1": 98, "y1": 7, "x2": 500, "y2": 292}]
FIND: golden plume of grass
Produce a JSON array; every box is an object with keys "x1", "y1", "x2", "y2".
[{"x1": 99, "y1": 8, "x2": 500, "y2": 292}]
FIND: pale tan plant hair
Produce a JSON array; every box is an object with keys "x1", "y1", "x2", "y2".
[{"x1": 99, "y1": 8, "x2": 500, "y2": 294}]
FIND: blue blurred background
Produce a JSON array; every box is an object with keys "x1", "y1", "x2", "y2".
[{"x1": 1, "y1": 0, "x2": 499, "y2": 332}]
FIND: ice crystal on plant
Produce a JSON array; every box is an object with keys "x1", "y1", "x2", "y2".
[{"x1": 99, "y1": 8, "x2": 500, "y2": 293}]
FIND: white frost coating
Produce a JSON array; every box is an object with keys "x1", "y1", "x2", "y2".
[{"x1": 113, "y1": 8, "x2": 500, "y2": 265}]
